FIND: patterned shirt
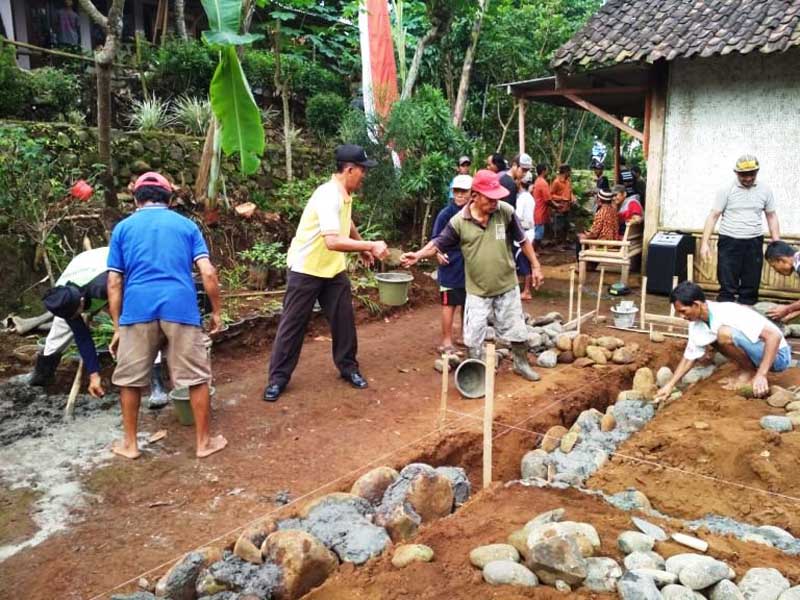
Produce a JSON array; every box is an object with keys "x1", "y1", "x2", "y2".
[{"x1": 585, "y1": 203, "x2": 620, "y2": 240}]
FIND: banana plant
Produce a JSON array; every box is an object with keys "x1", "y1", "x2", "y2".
[{"x1": 200, "y1": 0, "x2": 265, "y2": 176}]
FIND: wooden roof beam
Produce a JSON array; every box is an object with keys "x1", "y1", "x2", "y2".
[
  {"x1": 563, "y1": 93, "x2": 644, "y2": 141},
  {"x1": 520, "y1": 85, "x2": 648, "y2": 98}
]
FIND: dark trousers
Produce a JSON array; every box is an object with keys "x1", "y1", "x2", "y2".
[
  {"x1": 717, "y1": 234, "x2": 763, "y2": 305},
  {"x1": 268, "y1": 270, "x2": 358, "y2": 387}
]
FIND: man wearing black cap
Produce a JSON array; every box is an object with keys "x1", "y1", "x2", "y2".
[{"x1": 263, "y1": 144, "x2": 389, "y2": 401}]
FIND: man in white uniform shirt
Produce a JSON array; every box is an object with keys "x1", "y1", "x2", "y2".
[{"x1": 655, "y1": 281, "x2": 791, "y2": 400}]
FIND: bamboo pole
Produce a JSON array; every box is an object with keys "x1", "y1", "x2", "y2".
[
  {"x1": 1, "y1": 37, "x2": 128, "y2": 68},
  {"x1": 594, "y1": 267, "x2": 605, "y2": 322},
  {"x1": 438, "y1": 352, "x2": 449, "y2": 430},
  {"x1": 640, "y1": 276, "x2": 648, "y2": 329},
  {"x1": 687, "y1": 254, "x2": 694, "y2": 282},
  {"x1": 64, "y1": 361, "x2": 83, "y2": 421},
  {"x1": 669, "y1": 275, "x2": 678, "y2": 332},
  {"x1": 482, "y1": 343, "x2": 496, "y2": 489},
  {"x1": 568, "y1": 267, "x2": 575, "y2": 322},
  {"x1": 576, "y1": 268, "x2": 584, "y2": 334}
]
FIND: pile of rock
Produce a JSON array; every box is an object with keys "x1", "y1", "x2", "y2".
[
  {"x1": 119, "y1": 463, "x2": 469, "y2": 600},
  {"x1": 532, "y1": 326, "x2": 640, "y2": 369},
  {"x1": 760, "y1": 386, "x2": 800, "y2": 432},
  {"x1": 469, "y1": 508, "x2": 800, "y2": 599}
]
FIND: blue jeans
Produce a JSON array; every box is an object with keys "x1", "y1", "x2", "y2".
[
  {"x1": 534, "y1": 224, "x2": 545, "y2": 240},
  {"x1": 731, "y1": 329, "x2": 791, "y2": 372}
]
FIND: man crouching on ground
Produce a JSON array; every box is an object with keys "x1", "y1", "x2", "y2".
[
  {"x1": 401, "y1": 169, "x2": 544, "y2": 381},
  {"x1": 655, "y1": 281, "x2": 791, "y2": 401},
  {"x1": 107, "y1": 172, "x2": 227, "y2": 459}
]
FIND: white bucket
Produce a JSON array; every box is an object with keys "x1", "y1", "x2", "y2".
[{"x1": 610, "y1": 305, "x2": 639, "y2": 328}]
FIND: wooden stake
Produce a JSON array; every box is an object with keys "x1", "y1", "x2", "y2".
[
  {"x1": 568, "y1": 267, "x2": 575, "y2": 322},
  {"x1": 438, "y1": 352, "x2": 449, "y2": 430},
  {"x1": 576, "y1": 268, "x2": 584, "y2": 334},
  {"x1": 687, "y1": 254, "x2": 694, "y2": 282},
  {"x1": 64, "y1": 361, "x2": 83, "y2": 421},
  {"x1": 640, "y1": 275, "x2": 648, "y2": 329},
  {"x1": 594, "y1": 267, "x2": 605, "y2": 322},
  {"x1": 482, "y1": 343, "x2": 496, "y2": 489},
  {"x1": 669, "y1": 275, "x2": 678, "y2": 332}
]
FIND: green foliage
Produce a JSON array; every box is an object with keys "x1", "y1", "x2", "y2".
[
  {"x1": 219, "y1": 263, "x2": 248, "y2": 290},
  {"x1": 172, "y1": 95, "x2": 213, "y2": 136},
  {"x1": 146, "y1": 37, "x2": 216, "y2": 98},
  {"x1": 27, "y1": 67, "x2": 81, "y2": 121},
  {"x1": 127, "y1": 96, "x2": 173, "y2": 131},
  {"x1": 238, "y1": 241, "x2": 287, "y2": 269},
  {"x1": 242, "y1": 49, "x2": 348, "y2": 99},
  {"x1": 305, "y1": 92, "x2": 348, "y2": 137},
  {"x1": 266, "y1": 175, "x2": 327, "y2": 223},
  {"x1": 0, "y1": 43, "x2": 30, "y2": 117}
]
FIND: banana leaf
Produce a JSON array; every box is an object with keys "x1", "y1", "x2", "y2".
[{"x1": 200, "y1": 0, "x2": 243, "y2": 35}]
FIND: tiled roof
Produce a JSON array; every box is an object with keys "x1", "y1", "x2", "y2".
[{"x1": 552, "y1": 0, "x2": 800, "y2": 72}]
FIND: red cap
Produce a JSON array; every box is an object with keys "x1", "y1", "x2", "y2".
[
  {"x1": 471, "y1": 169, "x2": 509, "y2": 200},
  {"x1": 133, "y1": 171, "x2": 174, "y2": 192}
]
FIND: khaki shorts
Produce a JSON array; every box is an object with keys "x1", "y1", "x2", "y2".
[{"x1": 112, "y1": 321, "x2": 211, "y2": 388}]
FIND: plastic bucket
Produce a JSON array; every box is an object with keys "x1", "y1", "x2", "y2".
[
  {"x1": 375, "y1": 272, "x2": 414, "y2": 306},
  {"x1": 610, "y1": 306, "x2": 639, "y2": 328},
  {"x1": 169, "y1": 386, "x2": 215, "y2": 426},
  {"x1": 454, "y1": 358, "x2": 486, "y2": 399}
]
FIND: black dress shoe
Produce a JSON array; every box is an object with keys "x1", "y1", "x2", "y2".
[
  {"x1": 342, "y1": 372, "x2": 368, "y2": 389},
  {"x1": 263, "y1": 384, "x2": 283, "y2": 402}
]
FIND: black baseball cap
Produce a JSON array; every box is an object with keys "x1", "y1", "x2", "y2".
[
  {"x1": 335, "y1": 144, "x2": 378, "y2": 168},
  {"x1": 42, "y1": 284, "x2": 82, "y2": 319}
]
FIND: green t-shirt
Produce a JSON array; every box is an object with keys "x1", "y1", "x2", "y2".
[{"x1": 434, "y1": 201, "x2": 525, "y2": 297}]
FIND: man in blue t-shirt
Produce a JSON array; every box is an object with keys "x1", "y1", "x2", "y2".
[
  {"x1": 107, "y1": 172, "x2": 226, "y2": 459},
  {"x1": 432, "y1": 174, "x2": 471, "y2": 352}
]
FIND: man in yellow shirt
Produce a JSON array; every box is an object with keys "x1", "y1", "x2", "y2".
[{"x1": 264, "y1": 145, "x2": 389, "y2": 401}]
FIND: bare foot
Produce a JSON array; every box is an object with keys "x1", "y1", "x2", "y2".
[
  {"x1": 520, "y1": 292, "x2": 532, "y2": 301},
  {"x1": 720, "y1": 371, "x2": 751, "y2": 390},
  {"x1": 197, "y1": 434, "x2": 227, "y2": 458},
  {"x1": 111, "y1": 439, "x2": 141, "y2": 459}
]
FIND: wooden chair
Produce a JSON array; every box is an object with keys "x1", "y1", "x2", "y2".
[{"x1": 578, "y1": 220, "x2": 643, "y2": 285}]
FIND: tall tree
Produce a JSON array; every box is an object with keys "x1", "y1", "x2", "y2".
[
  {"x1": 174, "y1": 0, "x2": 188, "y2": 40},
  {"x1": 400, "y1": 0, "x2": 458, "y2": 100},
  {"x1": 77, "y1": 0, "x2": 125, "y2": 208},
  {"x1": 452, "y1": 0, "x2": 488, "y2": 127}
]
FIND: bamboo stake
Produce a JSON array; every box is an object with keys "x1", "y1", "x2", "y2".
[
  {"x1": 64, "y1": 361, "x2": 83, "y2": 421},
  {"x1": 576, "y1": 268, "x2": 584, "y2": 334},
  {"x1": 438, "y1": 352, "x2": 449, "y2": 430},
  {"x1": 568, "y1": 267, "x2": 575, "y2": 322},
  {"x1": 640, "y1": 275, "x2": 648, "y2": 329},
  {"x1": 482, "y1": 343, "x2": 496, "y2": 489},
  {"x1": 594, "y1": 267, "x2": 605, "y2": 323},
  {"x1": 687, "y1": 254, "x2": 694, "y2": 282},
  {"x1": 669, "y1": 275, "x2": 678, "y2": 332}
]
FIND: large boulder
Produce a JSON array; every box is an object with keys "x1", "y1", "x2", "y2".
[
  {"x1": 435, "y1": 466, "x2": 471, "y2": 508},
  {"x1": 633, "y1": 367, "x2": 656, "y2": 398},
  {"x1": 617, "y1": 531, "x2": 655, "y2": 554},
  {"x1": 520, "y1": 449, "x2": 549, "y2": 480},
  {"x1": 195, "y1": 551, "x2": 281, "y2": 598},
  {"x1": 617, "y1": 571, "x2": 662, "y2": 600},
  {"x1": 526, "y1": 521, "x2": 600, "y2": 558},
  {"x1": 738, "y1": 568, "x2": 790, "y2": 600},
  {"x1": 233, "y1": 518, "x2": 277, "y2": 565},
  {"x1": 583, "y1": 557, "x2": 622, "y2": 592},
  {"x1": 540, "y1": 425, "x2": 568, "y2": 452},
  {"x1": 261, "y1": 530, "x2": 338, "y2": 600},
  {"x1": 350, "y1": 467, "x2": 399, "y2": 506},
  {"x1": 679, "y1": 557, "x2": 733, "y2": 590},
  {"x1": 156, "y1": 547, "x2": 223, "y2": 600},
  {"x1": 483, "y1": 560, "x2": 538, "y2": 586},
  {"x1": 526, "y1": 534, "x2": 588, "y2": 585},
  {"x1": 709, "y1": 579, "x2": 745, "y2": 600},
  {"x1": 572, "y1": 334, "x2": 590, "y2": 358},
  {"x1": 586, "y1": 346, "x2": 608, "y2": 365},
  {"x1": 469, "y1": 544, "x2": 520, "y2": 568}
]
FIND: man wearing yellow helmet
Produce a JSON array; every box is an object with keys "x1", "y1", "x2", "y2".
[{"x1": 699, "y1": 155, "x2": 780, "y2": 305}]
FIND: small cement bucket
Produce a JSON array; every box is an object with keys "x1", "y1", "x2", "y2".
[
  {"x1": 169, "y1": 386, "x2": 215, "y2": 426},
  {"x1": 375, "y1": 272, "x2": 414, "y2": 306},
  {"x1": 454, "y1": 358, "x2": 486, "y2": 399},
  {"x1": 610, "y1": 305, "x2": 639, "y2": 328}
]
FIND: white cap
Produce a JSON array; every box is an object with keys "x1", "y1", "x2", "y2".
[
  {"x1": 522, "y1": 171, "x2": 533, "y2": 184},
  {"x1": 452, "y1": 174, "x2": 473, "y2": 190},
  {"x1": 518, "y1": 153, "x2": 533, "y2": 168}
]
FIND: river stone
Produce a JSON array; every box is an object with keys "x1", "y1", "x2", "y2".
[
  {"x1": 469, "y1": 544, "x2": 520, "y2": 568},
  {"x1": 555, "y1": 579, "x2": 571, "y2": 592},
  {"x1": 601, "y1": 412, "x2": 617, "y2": 432},
  {"x1": 572, "y1": 334, "x2": 590, "y2": 357},
  {"x1": 526, "y1": 534, "x2": 588, "y2": 585},
  {"x1": 584, "y1": 557, "x2": 622, "y2": 592},
  {"x1": 617, "y1": 571, "x2": 663, "y2": 600},
  {"x1": 663, "y1": 584, "x2": 701, "y2": 600},
  {"x1": 156, "y1": 547, "x2": 223, "y2": 600},
  {"x1": 609, "y1": 489, "x2": 652, "y2": 512},
  {"x1": 435, "y1": 466, "x2": 471, "y2": 508},
  {"x1": 656, "y1": 366, "x2": 674, "y2": 388},
  {"x1": 761, "y1": 415, "x2": 793, "y2": 433},
  {"x1": 521, "y1": 449, "x2": 549, "y2": 480},
  {"x1": 350, "y1": 466, "x2": 399, "y2": 506},
  {"x1": 522, "y1": 508, "x2": 566, "y2": 533},
  {"x1": 632, "y1": 568, "x2": 678, "y2": 587},
  {"x1": 779, "y1": 587, "x2": 800, "y2": 600},
  {"x1": 556, "y1": 334, "x2": 574, "y2": 351},
  {"x1": 574, "y1": 357, "x2": 595, "y2": 367},
  {"x1": 766, "y1": 387, "x2": 795, "y2": 408},
  {"x1": 738, "y1": 568, "x2": 790, "y2": 600},
  {"x1": 196, "y1": 552, "x2": 281, "y2": 598},
  {"x1": 527, "y1": 332, "x2": 544, "y2": 349},
  {"x1": 541, "y1": 425, "x2": 568, "y2": 452},
  {"x1": 624, "y1": 551, "x2": 666, "y2": 571},
  {"x1": 679, "y1": 557, "x2": 732, "y2": 589},
  {"x1": 787, "y1": 412, "x2": 800, "y2": 428},
  {"x1": 557, "y1": 350, "x2": 575, "y2": 364},
  {"x1": 560, "y1": 431, "x2": 579, "y2": 453},
  {"x1": 710, "y1": 579, "x2": 746, "y2": 600},
  {"x1": 681, "y1": 365, "x2": 716, "y2": 386},
  {"x1": 666, "y1": 554, "x2": 716, "y2": 576},
  {"x1": 618, "y1": 531, "x2": 655, "y2": 554},
  {"x1": 632, "y1": 517, "x2": 668, "y2": 542},
  {"x1": 111, "y1": 594, "x2": 156, "y2": 600},
  {"x1": 651, "y1": 331, "x2": 666, "y2": 343},
  {"x1": 633, "y1": 367, "x2": 656, "y2": 396},
  {"x1": 233, "y1": 518, "x2": 278, "y2": 564},
  {"x1": 785, "y1": 401, "x2": 800, "y2": 412},
  {"x1": 613, "y1": 347, "x2": 635, "y2": 364},
  {"x1": 508, "y1": 528, "x2": 530, "y2": 560},
  {"x1": 754, "y1": 525, "x2": 795, "y2": 544},
  {"x1": 397, "y1": 464, "x2": 454, "y2": 521},
  {"x1": 526, "y1": 521, "x2": 601, "y2": 558},
  {"x1": 391, "y1": 544, "x2": 434, "y2": 568},
  {"x1": 483, "y1": 560, "x2": 538, "y2": 586},
  {"x1": 618, "y1": 389, "x2": 646, "y2": 402},
  {"x1": 586, "y1": 345, "x2": 608, "y2": 364},
  {"x1": 538, "y1": 350, "x2": 559, "y2": 368},
  {"x1": 595, "y1": 336, "x2": 623, "y2": 350},
  {"x1": 299, "y1": 493, "x2": 367, "y2": 518},
  {"x1": 262, "y1": 530, "x2": 338, "y2": 600}
]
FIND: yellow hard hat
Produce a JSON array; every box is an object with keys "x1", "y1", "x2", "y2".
[{"x1": 734, "y1": 154, "x2": 759, "y2": 173}]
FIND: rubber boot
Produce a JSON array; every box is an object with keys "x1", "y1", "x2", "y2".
[
  {"x1": 511, "y1": 342, "x2": 540, "y2": 382},
  {"x1": 145, "y1": 363, "x2": 169, "y2": 409},
  {"x1": 29, "y1": 352, "x2": 61, "y2": 386}
]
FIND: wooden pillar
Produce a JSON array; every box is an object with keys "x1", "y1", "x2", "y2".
[
  {"x1": 11, "y1": 0, "x2": 30, "y2": 68},
  {"x1": 518, "y1": 98, "x2": 526, "y2": 155},
  {"x1": 613, "y1": 127, "x2": 621, "y2": 184},
  {"x1": 642, "y1": 63, "x2": 669, "y2": 267}
]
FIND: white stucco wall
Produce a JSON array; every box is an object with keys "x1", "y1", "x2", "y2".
[{"x1": 660, "y1": 49, "x2": 800, "y2": 234}]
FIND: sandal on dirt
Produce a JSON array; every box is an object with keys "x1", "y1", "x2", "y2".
[{"x1": 436, "y1": 345, "x2": 458, "y2": 354}]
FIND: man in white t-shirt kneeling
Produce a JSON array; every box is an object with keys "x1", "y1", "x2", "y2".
[{"x1": 655, "y1": 281, "x2": 791, "y2": 401}]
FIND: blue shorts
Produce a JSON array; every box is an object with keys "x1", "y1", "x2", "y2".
[
  {"x1": 731, "y1": 329, "x2": 791, "y2": 372},
  {"x1": 534, "y1": 224, "x2": 545, "y2": 240},
  {"x1": 515, "y1": 249, "x2": 531, "y2": 276}
]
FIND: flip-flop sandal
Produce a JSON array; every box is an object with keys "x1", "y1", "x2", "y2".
[{"x1": 436, "y1": 345, "x2": 458, "y2": 354}]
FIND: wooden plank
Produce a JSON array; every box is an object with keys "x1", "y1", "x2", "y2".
[
  {"x1": 576, "y1": 267, "x2": 584, "y2": 334},
  {"x1": 438, "y1": 352, "x2": 449, "y2": 430},
  {"x1": 595, "y1": 267, "x2": 605, "y2": 322},
  {"x1": 643, "y1": 90, "x2": 652, "y2": 160},
  {"x1": 518, "y1": 98, "x2": 526, "y2": 154},
  {"x1": 614, "y1": 128, "x2": 621, "y2": 183},
  {"x1": 568, "y1": 267, "x2": 575, "y2": 323},
  {"x1": 522, "y1": 85, "x2": 649, "y2": 98},
  {"x1": 687, "y1": 254, "x2": 694, "y2": 283},
  {"x1": 482, "y1": 343, "x2": 496, "y2": 489},
  {"x1": 645, "y1": 313, "x2": 688, "y2": 328},
  {"x1": 607, "y1": 325, "x2": 688, "y2": 339},
  {"x1": 564, "y1": 93, "x2": 644, "y2": 142},
  {"x1": 564, "y1": 310, "x2": 596, "y2": 331},
  {"x1": 640, "y1": 276, "x2": 648, "y2": 329},
  {"x1": 642, "y1": 66, "x2": 668, "y2": 267}
]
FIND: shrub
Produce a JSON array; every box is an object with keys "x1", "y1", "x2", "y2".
[
  {"x1": 305, "y1": 92, "x2": 348, "y2": 137},
  {"x1": 238, "y1": 241, "x2": 287, "y2": 269},
  {"x1": 27, "y1": 67, "x2": 81, "y2": 121},
  {"x1": 127, "y1": 96, "x2": 173, "y2": 131},
  {"x1": 267, "y1": 176, "x2": 328, "y2": 224},
  {"x1": 0, "y1": 43, "x2": 32, "y2": 118},
  {"x1": 147, "y1": 38, "x2": 215, "y2": 98},
  {"x1": 172, "y1": 95, "x2": 212, "y2": 136},
  {"x1": 242, "y1": 49, "x2": 349, "y2": 100}
]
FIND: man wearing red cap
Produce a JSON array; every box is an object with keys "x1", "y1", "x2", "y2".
[
  {"x1": 401, "y1": 170, "x2": 544, "y2": 381},
  {"x1": 106, "y1": 172, "x2": 226, "y2": 459}
]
